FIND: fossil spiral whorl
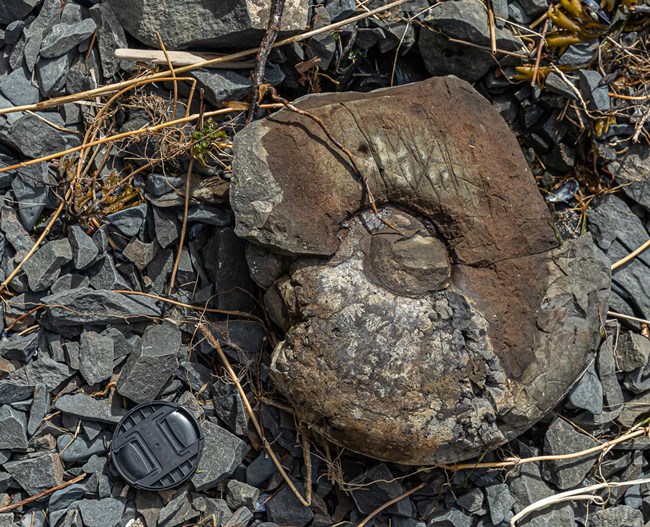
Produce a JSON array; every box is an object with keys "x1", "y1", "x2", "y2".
[{"x1": 230, "y1": 77, "x2": 610, "y2": 464}]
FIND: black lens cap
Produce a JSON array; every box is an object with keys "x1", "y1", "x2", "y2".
[{"x1": 110, "y1": 401, "x2": 204, "y2": 491}]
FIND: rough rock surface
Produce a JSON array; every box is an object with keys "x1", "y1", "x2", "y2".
[
  {"x1": 106, "y1": 0, "x2": 309, "y2": 49},
  {"x1": 230, "y1": 77, "x2": 611, "y2": 464}
]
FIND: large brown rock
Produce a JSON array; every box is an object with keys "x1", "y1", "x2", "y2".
[{"x1": 230, "y1": 77, "x2": 610, "y2": 464}]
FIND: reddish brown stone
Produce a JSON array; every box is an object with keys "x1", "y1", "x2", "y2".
[{"x1": 231, "y1": 77, "x2": 610, "y2": 464}]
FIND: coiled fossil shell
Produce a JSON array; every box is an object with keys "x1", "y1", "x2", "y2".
[{"x1": 230, "y1": 76, "x2": 610, "y2": 464}]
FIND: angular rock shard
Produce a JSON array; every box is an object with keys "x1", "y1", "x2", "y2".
[{"x1": 230, "y1": 77, "x2": 611, "y2": 464}]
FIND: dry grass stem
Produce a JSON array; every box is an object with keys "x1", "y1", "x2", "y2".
[
  {"x1": 197, "y1": 323, "x2": 311, "y2": 507},
  {"x1": 510, "y1": 477, "x2": 650, "y2": 526},
  {"x1": 356, "y1": 482, "x2": 426, "y2": 527},
  {"x1": 436, "y1": 425, "x2": 650, "y2": 471},
  {"x1": 611, "y1": 239, "x2": 650, "y2": 270},
  {"x1": 607, "y1": 311, "x2": 650, "y2": 326}
]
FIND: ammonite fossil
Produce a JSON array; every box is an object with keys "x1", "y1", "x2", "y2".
[{"x1": 230, "y1": 76, "x2": 610, "y2": 464}]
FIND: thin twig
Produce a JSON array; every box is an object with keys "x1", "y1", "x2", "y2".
[
  {"x1": 607, "y1": 311, "x2": 650, "y2": 326},
  {"x1": 611, "y1": 239, "x2": 650, "y2": 270},
  {"x1": 0, "y1": 0, "x2": 412, "y2": 118},
  {"x1": 169, "y1": 92, "x2": 203, "y2": 291},
  {"x1": 356, "y1": 482, "x2": 426, "y2": 527},
  {"x1": 198, "y1": 323, "x2": 311, "y2": 507},
  {"x1": 0, "y1": 474, "x2": 86, "y2": 513},
  {"x1": 486, "y1": 0, "x2": 497, "y2": 54},
  {"x1": 156, "y1": 33, "x2": 178, "y2": 120},
  {"x1": 247, "y1": 0, "x2": 286, "y2": 123},
  {"x1": 446, "y1": 37, "x2": 532, "y2": 59},
  {"x1": 300, "y1": 424, "x2": 313, "y2": 507}
]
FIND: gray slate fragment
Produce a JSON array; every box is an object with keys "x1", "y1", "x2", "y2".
[
  {"x1": 510, "y1": 463, "x2": 575, "y2": 527},
  {"x1": 594, "y1": 336, "x2": 624, "y2": 423},
  {"x1": 106, "y1": 0, "x2": 308, "y2": 49},
  {"x1": 78, "y1": 498, "x2": 126, "y2": 527},
  {"x1": 144, "y1": 248, "x2": 173, "y2": 294},
  {"x1": 192, "y1": 497, "x2": 232, "y2": 525},
  {"x1": 266, "y1": 482, "x2": 314, "y2": 527},
  {"x1": 0, "y1": 382, "x2": 33, "y2": 404},
  {"x1": 57, "y1": 433, "x2": 108, "y2": 463},
  {"x1": 1, "y1": 205, "x2": 33, "y2": 260},
  {"x1": 428, "y1": 509, "x2": 472, "y2": 527},
  {"x1": 68, "y1": 224, "x2": 99, "y2": 269},
  {"x1": 246, "y1": 451, "x2": 276, "y2": 487},
  {"x1": 191, "y1": 419, "x2": 246, "y2": 491},
  {"x1": 589, "y1": 505, "x2": 643, "y2": 527},
  {"x1": 226, "y1": 480, "x2": 260, "y2": 511},
  {"x1": 135, "y1": 491, "x2": 163, "y2": 527},
  {"x1": 153, "y1": 207, "x2": 180, "y2": 249},
  {"x1": 116, "y1": 321, "x2": 181, "y2": 403},
  {"x1": 158, "y1": 488, "x2": 199, "y2": 527},
  {"x1": 0, "y1": 67, "x2": 40, "y2": 106},
  {"x1": 88, "y1": 256, "x2": 130, "y2": 290},
  {"x1": 588, "y1": 195, "x2": 650, "y2": 318},
  {"x1": 27, "y1": 383, "x2": 49, "y2": 435},
  {"x1": 50, "y1": 273, "x2": 90, "y2": 293},
  {"x1": 545, "y1": 72, "x2": 578, "y2": 100},
  {"x1": 177, "y1": 361, "x2": 212, "y2": 394},
  {"x1": 0, "y1": 406, "x2": 28, "y2": 449},
  {"x1": 558, "y1": 41, "x2": 598, "y2": 67},
  {"x1": 22, "y1": 0, "x2": 61, "y2": 71},
  {"x1": 12, "y1": 162, "x2": 56, "y2": 231},
  {"x1": 22, "y1": 239, "x2": 72, "y2": 292},
  {"x1": 8, "y1": 356, "x2": 75, "y2": 391},
  {"x1": 89, "y1": 2, "x2": 128, "y2": 78},
  {"x1": 578, "y1": 69, "x2": 610, "y2": 111},
  {"x1": 40, "y1": 19, "x2": 97, "y2": 58},
  {"x1": 607, "y1": 144, "x2": 650, "y2": 213},
  {"x1": 0, "y1": 0, "x2": 43, "y2": 25},
  {"x1": 517, "y1": 0, "x2": 548, "y2": 16},
  {"x1": 4, "y1": 452, "x2": 64, "y2": 495},
  {"x1": 2, "y1": 112, "x2": 67, "y2": 159},
  {"x1": 351, "y1": 464, "x2": 412, "y2": 517},
  {"x1": 190, "y1": 70, "x2": 251, "y2": 107},
  {"x1": 568, "y1": 361, "x2": 603, "y2": 414},
  {"x1": 122, "y1": 238, "x2": 156, "y2": 271},
  {"x1": 418, "y1": 0, "x2": 523, "y2": 82},
  {"x1": 54, "y1": 393, "x2": 125, "y2": 424},
  {"x1": 618, "y1": 391, "x2": 650, "y2": 428},
  {"x1": 617, "y1": 332, "x2": 650, "y2": 372},
  {"x1": 212, "y1": 380, "x2": 248, "y2": 436},
  {"x1": 456, "y1": 487, "x2": 484, "y2": 513},
  {"x1": 485, "y1": 483, "x2": 515, "y2": 524},
  {"x1": 36, "y1": 50, "x2": 73, "y2": 97},
  {"x1": 106, "y1": 203, "x2": 146, "y2": 237},
  {"x1": 49, "y1": 483, "x2": 86, "y2": 511},
  {"x1": 41, "y1": 288, "x2": 161, "y2": 326},
  {"x1": 0, "y1": 331, "x2": 40, "y2": 361},
  {"x1": 541, "y1": 417, "x2": 598, "y2": 489},
  {"x1": 79, "y1": 330, "x2": 114, "y2": 385}
]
